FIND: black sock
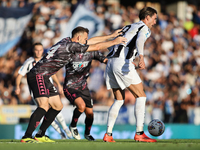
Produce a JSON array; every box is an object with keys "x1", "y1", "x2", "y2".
[
  {"x1": 85, "y1": 117, "x2": 93, "y2": 135},
  {"x1": 136, "y1": 131, "x2": 144, "y2": 135},
  {"x1": 70, "y1": 108, "x2": 82, "y2": 127},
  {"x1": 24, "y1": 107, "x2": 46, "y2": 138},
  {"x1": 37, "y1": 108, "x2": 60, "y2": 137}
]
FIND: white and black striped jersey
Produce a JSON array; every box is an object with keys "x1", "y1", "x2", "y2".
[
  {"x1": 18, "y1": 57, "x2": 36, "y2": 76},
  {"x1": 18, "y1": 56, "x2": 55, "y2": 84},
  {"x1": 107, "y1": 21, "x2": 151, "y2": 61}
]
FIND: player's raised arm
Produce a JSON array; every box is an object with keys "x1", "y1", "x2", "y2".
[
  {"x1": 86, "y1": 36, "x2": 127, "y2": 52},
  {"x1": 87, "y1": 29, "x2": 123, "y2": 45}
]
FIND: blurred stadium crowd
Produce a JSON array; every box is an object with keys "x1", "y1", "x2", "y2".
[{"x1": 0, "y1": 0, "x2": 200, "y2": 124}]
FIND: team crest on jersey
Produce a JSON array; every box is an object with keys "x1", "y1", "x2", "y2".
[
  {"x1": 79, "y1": 54, "x2": 83, "y2": 59},
  {"x1": 145, "y1": 32, "x2": 149, "y2": 37}
]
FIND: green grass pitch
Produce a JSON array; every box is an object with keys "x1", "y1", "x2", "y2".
[{"x1": 0, "y1": 139, "x2": 200, "y2": 150}]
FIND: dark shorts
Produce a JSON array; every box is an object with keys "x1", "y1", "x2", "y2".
[
  {"x1": 63, "y1": 87, "x2": 93, "y2": 108},
  {"x1": 27, "y1": 72, "x2": 59, "y2": 99}
]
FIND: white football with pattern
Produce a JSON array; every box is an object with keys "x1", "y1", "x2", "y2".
[{"x1": 148, "y1": 119, "x2": 165, "y2": 136}]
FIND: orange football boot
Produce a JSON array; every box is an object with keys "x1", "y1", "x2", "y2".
[
  {"x1": 103, "y1": 133, "x2": 116, "y2": 142},
  {"x1": 134, "y1": 133, "x2": 157, "y2": 142}
]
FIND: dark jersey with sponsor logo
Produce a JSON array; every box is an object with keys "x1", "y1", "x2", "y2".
[
  {"x1": 63, "y1": 50, "x2": 106, "y2": 90},
  {"x1": 30, "y1": 37, "x2": 89, "y2": 78}
]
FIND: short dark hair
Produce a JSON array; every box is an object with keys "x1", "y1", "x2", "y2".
[
  {"x1": 139, "y1": 7, "x2": 157, "y2": 20},
  {"x1": 33, "y1": 42, "x2": 43, "y2": 48},
  {"x1": 71, "y1": 26, "x2": 89, "y2": 38}
]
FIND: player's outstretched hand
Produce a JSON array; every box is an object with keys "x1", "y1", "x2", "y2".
[
  {"x1": 114, "y1": 37, "x2": 127, "y2": 45},
  {"x1": 111, "y1": 29, "x2": 123, "y2": 38}
]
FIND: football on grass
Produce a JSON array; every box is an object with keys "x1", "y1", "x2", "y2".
[{"x1": 148, "y1": 119, "x2": 165, "y2": 136}]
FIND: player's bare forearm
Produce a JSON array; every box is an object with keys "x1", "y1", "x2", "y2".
[
  {"x1": 138, "y1": 55, "x2": 145, "y2": 70},
  {"x1": 57, "y1": 84, "x2": 63, "y2": 95},
  {"x1": 15, "y1": 74, "x2": 23, "y2": 95},
  {"x1": 87, "y1": 29, "x2": 122, "y2": 45},
  {"x1": 51, "y1": 74, "x2": 63, "y2": 94},
  {"x1": 87, "y1": 35, "x2": 111, "y2": 45},
  {"x1": 52, "y1": 74, "x2": 60, "y2": 86},
  {"x1": 86, "y1": 36, "x2": 127, "y2": 52}
]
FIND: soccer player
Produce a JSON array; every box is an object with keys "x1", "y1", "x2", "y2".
[
  {"x1": 103, "y1": 7, "x2": 158, "y2": 142},
  {"x1": 20, "y1": 27, "x2": 127, "y2": 143},
  {"x1": 63, "y1": 27, "x2": 122, "y2": 141},
  {"x1": 16, "y1": 43, "x2": 72, "y2": 142}
]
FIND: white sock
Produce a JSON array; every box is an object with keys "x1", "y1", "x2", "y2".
[
  {"x1": 56, "y1": 112, "x2": 68, "y2": 131},
  {"x1": 134, "y1": 97, "x2": 146, "y2": 132},
  {"x1": 51, "y1": 120, "x2": 62, "y2": 134},
  {"x1": 107, "y1": 99, "x2": 124, "y2": 134}
]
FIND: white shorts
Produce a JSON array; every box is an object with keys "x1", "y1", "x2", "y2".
[{"x1": 105, "y1": 58, "x2": 142, "y2": 90}]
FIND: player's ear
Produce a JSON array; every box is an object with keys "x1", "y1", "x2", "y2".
[
  {"x1": 146, "y1": 15, "x2": 150, "y2": 21},
  {"x1": 77, "y1": 35, "x2": 80, "y2": 42}
]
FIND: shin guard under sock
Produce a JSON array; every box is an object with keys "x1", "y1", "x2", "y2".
[
  {"x1": 70, "y1": 108, "x2": 82, "y2": 127},
  {"x1": 37, "y1": 108, "x2": 60, "y2": 136},
  {"x1": 107, "y1": 100, "x2": 124, "y2": 134},
  {"x1": 85, "y1": 117, "x2": 94, "y2": 135},
  {"x1": 24, "y1": 107, "x2": 46, "y2": 138}
]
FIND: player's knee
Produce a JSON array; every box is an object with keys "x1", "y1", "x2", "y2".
[
  {"x1": 140, "y1": 92, "x2": 146, "y2": 97},
  {"x1": 58, "y1": 103, "x2": 63, "y2": 110},
  {"x1": 136, "y1": 90, "x2": 146, "y2": 97},
  {"x1": 39, "y1": 104, "x2": 49, "y2": 111},
  {"x1": 36, "y1": 97, "x2": 49, "y2": 110},
  {"x1": 56, "y1": 102, "x2": 63, "y2": 111},
  {"x1": 77, "y1": 103, "x2": 86, "y2": 112},
  {"x1": 51, "y1": 102, "x2": 63, "y2": 111}
]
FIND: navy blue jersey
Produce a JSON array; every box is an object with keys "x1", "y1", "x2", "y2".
[
  {"x1": 63, "y1": 50, "x2": 106, "y2": 90},
  {"x1": 30, "y1": 37, "x2": 89, "y2": 78}
]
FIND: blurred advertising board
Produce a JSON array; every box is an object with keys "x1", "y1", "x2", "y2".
[
  {"x1": 0, "y1": 124, "x2": 200, "y2": 139},
  {"x1": 0, "y1": 105, "x2": 31, "y2": 124},
  {"x1": 1, "y1": 105, "x2": 200, "y2": 125}
]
